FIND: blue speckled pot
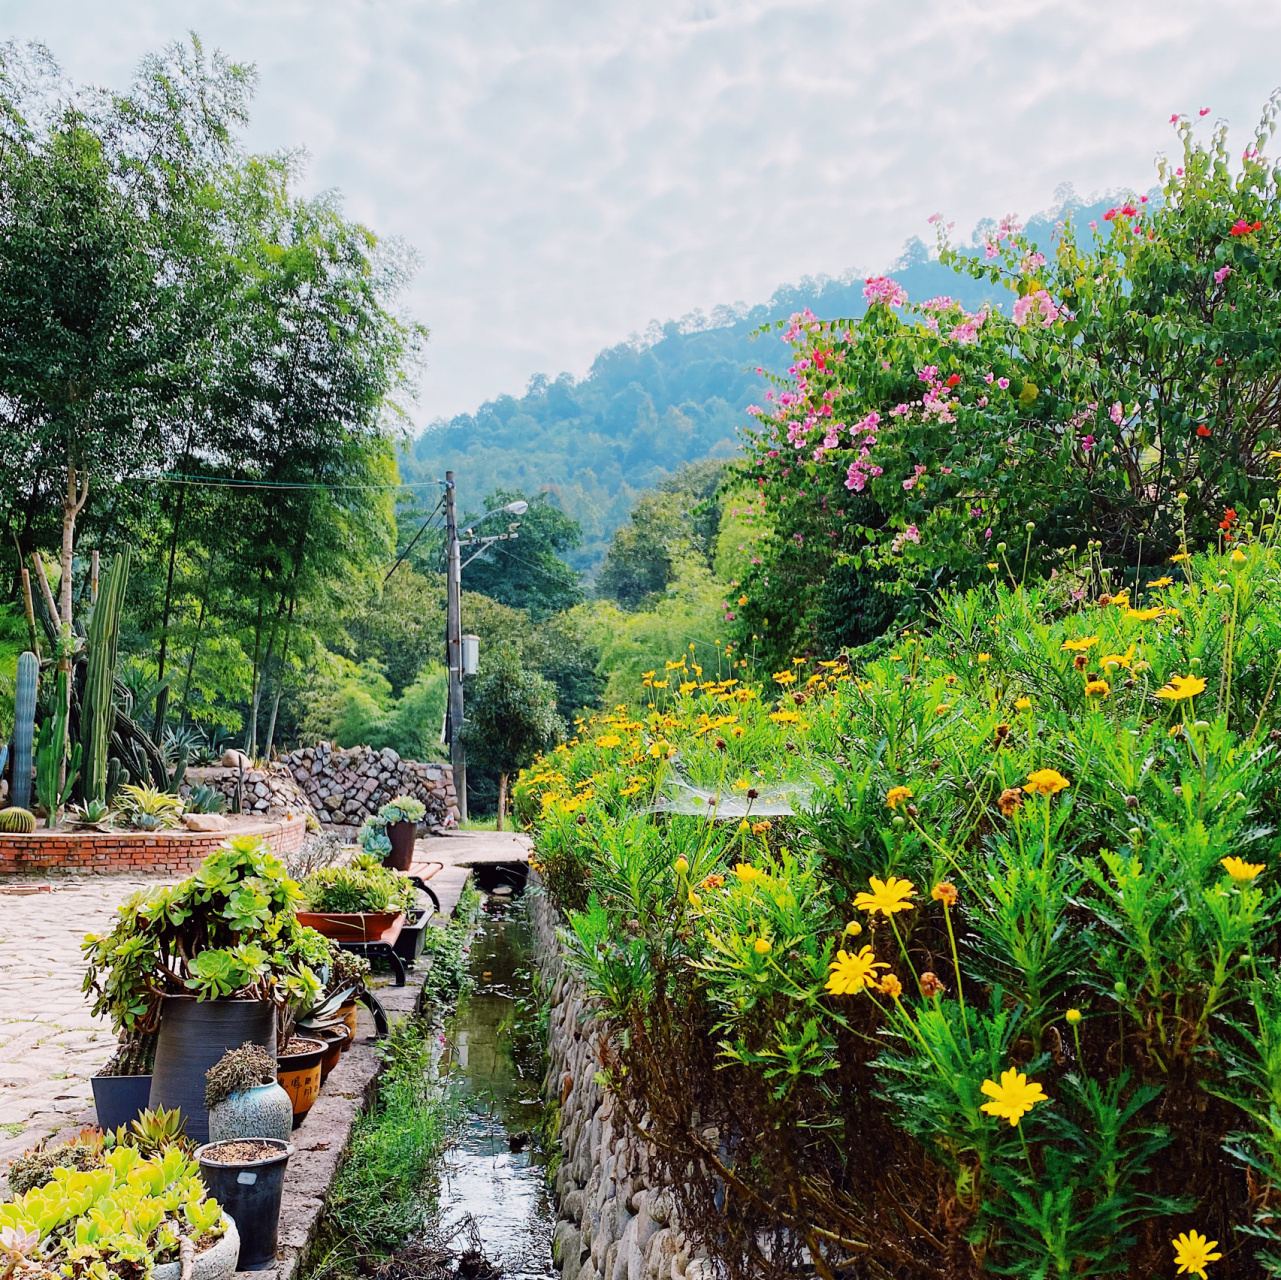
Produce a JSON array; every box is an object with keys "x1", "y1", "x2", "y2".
[{"x1": 207, "y1": 1082, "x2": 294, "y2": 1143}]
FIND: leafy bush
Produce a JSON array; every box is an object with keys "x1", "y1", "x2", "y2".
[
  {"x1": 521, "y1": 522, "x2": 1281, "y2": 1279},
  {"x1": 740, "y1": 95, "x2": 1281, "y2": 666},
  {"x1": 81, "y1": 835, "x2": 329, "y2": 1034},
  {"x1": 301, "y1": 864, "x2": 416, "y2": 915},
  {"x1": 0, "y1": 1144, "x2": 225, "y2": 1272}
]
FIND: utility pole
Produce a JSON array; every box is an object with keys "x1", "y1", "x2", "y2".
[{"x1": 444, "y1": 471, "x2": 467, "y2": 822}]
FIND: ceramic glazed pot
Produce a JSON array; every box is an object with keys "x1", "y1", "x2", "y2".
[
  {"x1": 208, "y1": 1082, "x2": 294, "y2": 1143},
  {"x1": 149, "y1": 996, "x2": 276, "y2": 1144},
  {"x1": 91, "y1": 1074, "x2": 152, "y2": 1133},
  {"x1": 384, "y1": 819, "x2": 416, "y2": 870},
  {"x1": 276, "y1": 1038, "x2": 325, "y2": 1126},
  {"x1": 195, "y1": 1141, "x2": 291, "y2": 1271},
  {"x1": 152, "y1": 1215, "x2": 240, "y2": 1280}
]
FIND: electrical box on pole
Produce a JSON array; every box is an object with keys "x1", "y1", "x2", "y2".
[{"x1": 461, "y1": 634, "x2": 479, "y2": 676}]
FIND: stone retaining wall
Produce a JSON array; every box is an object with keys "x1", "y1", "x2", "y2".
[
  {"x1": 183, "y1": 764, "x2": 313, "y2": 818},
  {"x1": 0, "y1": 815, "x2": 307, "y2": 876},
  {"x1": 532, "y1": 882, "x2": 710, "y2": 1280},
  {"x1": 278, "y1": 743, "x2": 459, "y2": 830}
]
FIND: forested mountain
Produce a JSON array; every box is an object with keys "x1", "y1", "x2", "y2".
[{"x1": 403, "y1": 192, "x2": 1111, "y2": 571}]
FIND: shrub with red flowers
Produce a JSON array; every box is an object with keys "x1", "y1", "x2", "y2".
[{"x1": 739, "y1": 93, "x2": 1281, "y2": 662}]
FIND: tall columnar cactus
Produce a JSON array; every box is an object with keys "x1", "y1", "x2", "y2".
[
  {"x1": 36, "y1": 667, "x2": 79, "y2": 827},
  {"x1": 81, "y1": 546, "x2": 131, "y2": 804},
  {"x1": 11, "y1": 651, "x2": 37, "y2": 811}
]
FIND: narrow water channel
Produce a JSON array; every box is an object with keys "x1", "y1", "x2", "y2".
[{"x1": 435, "y1": 891, "x2": 556, "y2": 1280}]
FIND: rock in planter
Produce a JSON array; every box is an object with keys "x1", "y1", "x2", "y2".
[{"x1": 208, "y1": 1082, "x2": 294, "y2": 1143}]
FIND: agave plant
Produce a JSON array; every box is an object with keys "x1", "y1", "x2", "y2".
[
  {"x1": 66, "y1": 799, "x2": 114, "y2": 831},
  {"x1": 115, "y1": 784, "x2": 183, "y2": 831}
]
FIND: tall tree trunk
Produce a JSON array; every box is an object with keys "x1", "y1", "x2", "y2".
[
  {"x1": 245, "y1": 575, "x2": 267, "y2": 758},
  {"x1": 179, "y1": 554, "x2": 216, "y2": 723},
  {"x1": 263, "y1": 596, "x2": 296, "y2": 755},
  {"x1": 52, "y1": 462, "x2": 89, "y2": 801},
  {"x1": 152, "y1": 486, "x2": 188, "y2": 739},
  {"x1": 496, "y1": 772, "x2": 507, "y2": 831}
]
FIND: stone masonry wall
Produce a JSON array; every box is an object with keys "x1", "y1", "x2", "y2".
[
  {"x1": 278, "y1": 743, "x2": 459, "y2": 830},
  {"x1": 532, "y1": 880, "x2": 712, "y2": 1280}
]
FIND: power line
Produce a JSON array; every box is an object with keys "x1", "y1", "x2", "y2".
[{"x1": 136, "y1": 473, "x2": 445, "y2": 493}]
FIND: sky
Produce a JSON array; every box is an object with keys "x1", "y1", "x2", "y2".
[{"x1": 3, "y1": 0, "x2": 1280, "y2": 428}]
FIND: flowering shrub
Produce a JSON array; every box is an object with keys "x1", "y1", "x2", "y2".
[
  {"x1": 739, "y1": 95, "x2": 1281, "y2": 665},
  {"x1": 521, "y1": 522, "x2": 1281, "y2": 1278}
]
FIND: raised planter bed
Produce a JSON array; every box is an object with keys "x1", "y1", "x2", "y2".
[
  {"x1": 0, "y1": 814, "x2": 307, "y2": 876},
  {"x1": 295, "y1": 910, "x2": 405, "y2": 944}
]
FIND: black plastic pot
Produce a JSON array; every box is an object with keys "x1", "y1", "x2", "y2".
[
  {"x1": 384, "y1": 819, "x2": 416, "y2": 870},
  {"x1": 150, "y1": 996, "x2": 276, "y2": 1144},
  {"x1": 392, "y1": 913, "x2": 428, "y2": 965},
  {"x1": 195, "y1": 1138, "x2": 292, "y2": 1271},
  {"x1": 91, "y1": 1074, "x2": 152, "y2": 1133}
]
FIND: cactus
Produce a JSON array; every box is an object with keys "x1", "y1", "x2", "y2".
[
  {"x1": 105, "y1": 757, "x2": 123, "y2": 804},
  {"x1": 0, "y1": 807, "x2": 36, "y2": 834},
  {"x1": 82, "y1": 546, "x2": 131, "y2": 804},
  {"x1": 12, "y1": 651, "x2": 36, "y2": 811},
  {"x1": 35, "y1": 668, "x2": 80, "y2": 826}
]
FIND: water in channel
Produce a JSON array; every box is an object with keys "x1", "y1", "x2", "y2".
[{"x1": 435, "y1": 890, "x2": 556, "y2": 1280}]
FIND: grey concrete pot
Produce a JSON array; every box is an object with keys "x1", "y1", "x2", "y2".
[
  {"x1": 152, "y1": 1216, "x2": 240, "y2": 1280},
  {"x1": 208, "y1": 1082, "x2": 294, "y2": 1143}
]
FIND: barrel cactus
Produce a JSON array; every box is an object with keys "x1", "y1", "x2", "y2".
[{"x1": 0, "y1": 807, "x2": 37, "y2": 834}]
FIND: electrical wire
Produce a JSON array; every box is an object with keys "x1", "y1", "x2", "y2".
[{"x1": 136, "y1": 473, "x2": 445, "y2": 492}]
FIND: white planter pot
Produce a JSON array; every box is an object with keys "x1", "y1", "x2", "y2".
[{"x1": 152, "y1": 1216, "x2": 240, "y2": 1280}]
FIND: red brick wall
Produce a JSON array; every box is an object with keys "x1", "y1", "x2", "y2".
[{"x1": 0, "y1": 816, "x2": 307, "y2": 877}]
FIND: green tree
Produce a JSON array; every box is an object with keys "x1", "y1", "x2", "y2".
[
  {"x1": 460, "y1": 489, "x2": 582, "y2": 620},
  {"x1": 460, "y1": 644, "x2": 563, "y2": 829}
]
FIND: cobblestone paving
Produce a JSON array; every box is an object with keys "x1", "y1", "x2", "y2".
[{"x1": 0, "y1": 876, "x2": 172, "y2": 1170}]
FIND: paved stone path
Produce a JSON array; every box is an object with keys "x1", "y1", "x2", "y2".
[
  {"x1": 0, "y1": 829, "x2": 530, "y2": 1175},
  {"x1": 0, "y1": 876, "x2": 168, "y2": 1170}
]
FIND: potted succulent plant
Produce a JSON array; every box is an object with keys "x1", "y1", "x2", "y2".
[
  {"x1": 91, "y1": 1032, "x2": 156, "y2": 1133},
  {"x1": 295, "y1": 856, "x2": 416, "y2": 943},
  {"x1": 81, "y1": 835, "x2": 330, "y2": 1144},
  {"x1": 377, "y1": 795, "x2": 425, "y2": 870},
  {"x1": 193, "y1": 1138, "x2": 291, "y2": 1272},
  {"x1": 0, "y1": 1134, "x2": 240, "y2": 1280},
  {"x1": 274, "y1": 1036, "x2": 326, "y2": 1126},
  {"x1": 205, "y1": 1043, "x2": 293, "y2": 1143}
]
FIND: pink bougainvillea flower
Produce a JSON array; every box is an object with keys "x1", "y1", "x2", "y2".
[
  {"x1": 1169, "y1": 113, "x2": 1180, "y2": 124},
  {"x1": 1110, "y1": 402, "x2": 1124, "y2": 424},
  {"x1": 1230, "y1": 218, "x2": 1254, "y2": 237},
  {"x1": 1214, "y1": 265, "x2": 1233, "y2": 283},
  {"x1": 1013, "y1": 289, "x2": 1059, "y2": 328},
  {"x1": 1081, "y1": 435, "x2": 1095, "y2": 451},
  {"x1": 984, "y1": 372, "x2": 995, "y2": 384},
  {"x1": 1200, "y1": 107, "x2": 1210, "y2": 116},
  {"x1": 998, "y1": 378, "x2": 1010, "y2": 390},
  {"x1": 1103, "y1": 208, "x2": 1117, "y2": 222},
  {"x1": 863, "y1": 275, "x2": 908, "y2": 308}
]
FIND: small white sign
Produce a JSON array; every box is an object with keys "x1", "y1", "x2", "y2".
[{"x1": 236, "y1": 1171, "x2": 258, "y2": 1185}]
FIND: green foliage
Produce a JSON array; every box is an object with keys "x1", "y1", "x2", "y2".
[
  {"x1": 315, "y1": 1019, "x2": 454, "y2": 1266},
  {"x1": 459, "y1": 644, "x2": 564, "y2": 778},
  {"x1": 520, "y1": 529, "x2": 1281, "y2": 1277},
  {"x1": 115, "y1": 784, "x2": 182, "y2": 831},
  {"x1": 376, "y1": 795, "x2": 426, "y2": 825},
  {"x1": 0, "y1": 1143, "x2": 224, "y2": 1269},
  {"x1": 301, "y1": 864, "x2": 416, "y2": 915},
  {"x1": 82, "y1": 547, "x2": 131, "y2": 804},
  {"x1": 741, "y1": 95, "x2": 1281, "y2": 658},
  {"x1": 183, "y1": 784, "x2": 226, "y2": 815},
  {"x1": 34, "y1": 667, "x2": 80, "y2": 826},
  {"x1": 460, "y1": 489, "x2": 584, "y2": 620},
  {"x1": 81, "y1": 834, "x2": 325, "y2": 1034}
]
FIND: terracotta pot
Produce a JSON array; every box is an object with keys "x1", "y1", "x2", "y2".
[
  {"x1": 384, "y1": 819, "x2": 416, "y2": 870},
  {"x1": 315, "y1": 1024, "x2": 350, "y2": 1082},
  {"x1": 276, "y1": 1038, "x2": 325, "y2": 1126},
  {"x1": 338, "y1": 1002, "x2": 358, "y2": 1048},
  {"x1": 295, "y1": 910, "x2": 404, "y2": 943}
]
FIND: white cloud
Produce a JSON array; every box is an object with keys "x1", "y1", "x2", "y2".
[{"x1": 3, "y1": 0, "x2": 1280, "y2": 422}]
